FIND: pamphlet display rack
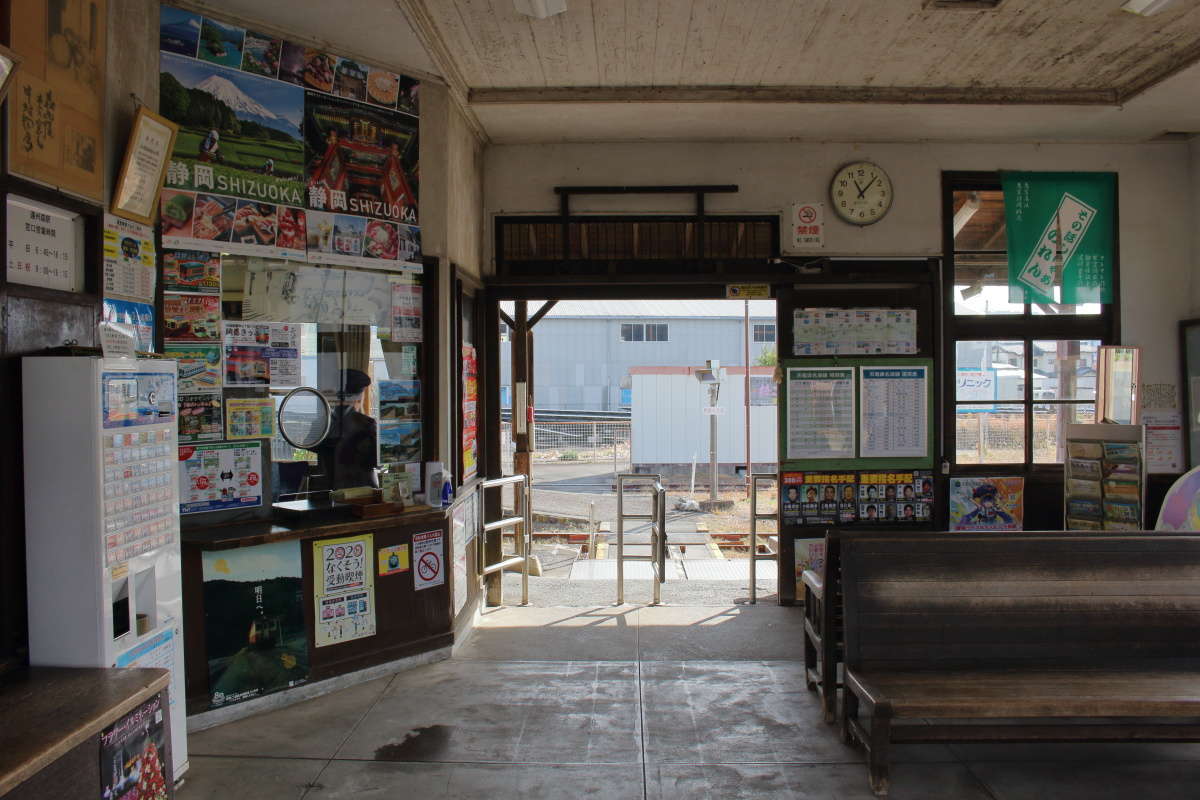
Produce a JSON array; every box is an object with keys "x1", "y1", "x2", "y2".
[{"x1": 1063, "y1": 422, "x2": 1146, "y2": 530}]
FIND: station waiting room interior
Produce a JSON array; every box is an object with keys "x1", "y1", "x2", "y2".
[{"x1": 3, "y1": 1, "x2": 1200, "y2": 798}]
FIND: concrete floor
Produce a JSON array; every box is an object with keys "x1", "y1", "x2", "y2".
[{"x1": 179, "y1": 604, "x2": 1200, "y2": 799}]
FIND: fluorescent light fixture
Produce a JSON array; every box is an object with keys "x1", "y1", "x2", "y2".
[
  {"x1": 1121, "y1": 0, "x2": 1176, "y2": 16},
  {"x1": 514, "y1": 0, "x2": 566, "y2": 19}
]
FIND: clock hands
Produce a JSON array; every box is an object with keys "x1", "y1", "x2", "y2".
[{"x1": 852, "y1": 178, "x2": 866, "y2": 198}]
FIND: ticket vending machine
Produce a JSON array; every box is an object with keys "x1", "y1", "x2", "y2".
[{"x1": 22, "y1": 356, "x2": 188, "y2": 779}]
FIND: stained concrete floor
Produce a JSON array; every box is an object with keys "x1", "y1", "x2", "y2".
[{"x1": 179, "y1": 605, "x2": 1200, "y2": 799}]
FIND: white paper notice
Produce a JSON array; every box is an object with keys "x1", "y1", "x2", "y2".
[
  {"x1": 99, "y1": 321, "x2": 137, "y2": 360},
  {"x1": 413, "y1": 529, "x2": 445, "y2": 590},
  {"x1": 102, "y1": 215, "x2": 157, "y2": 302},
  {"x1": 786, "y1": 367, "x2": 856, "y2": 460},
  {"x1": 860, "y1": 366, "x2": 928, "y2": 459},
  {"x1": 1144, "y1": 410, "x2": 1184, "y2": 474}
]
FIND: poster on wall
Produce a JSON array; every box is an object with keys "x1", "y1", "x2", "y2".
[
  {"x1": 781, "y1": 472, "x2": 857, "y2": 526},
  {"x1": 159, "y1": 5, "x2": 420, "y2": 268},
  {"x1": 164, "y1": 293, "x2": 221, "y2": 342},
  {"x1": 792, "y1": 309, "x2": 917, "y2": 356},
  {"x1": 313, "y1": 534, "x2": 376, "y2": 647},
  {"x1": 162, "y1": 248, "x2": 221, "y2": 293},
  {"x1": 462, "y1": 345, "x2": 478, "y2": 481},
  {"x1": 102, "y1": 214, "x2": 157, "y2": 302},
  {"x1": 389, "y1": 278, "x2": 423, "y2": 341},
  {"x1": 379, "y1": 379, "x2": 419, "y2": 422},
  {"x1": 201, "y1": 540, "x2": 308, "y2": 708},
  {"x1": 165, "y1": 343, "x2": 222, "y2": 392},
  {"x1": 100, "y1": 693, "x2": 172, "y2": 799},
  {"x1": 379, "y1": 421, "x2": 421, "y2": 465},
  {"x1": 793, "y1": 537, "x2": 826, "y2": 599},
  {"x1": 1002, "y1": 171, "x2": 1115, "y2": 305},
  {"x1": 223, "y1": 321, "x2": 300, "y2": 386},
  {"x1": 8, "y1": 0, "x2": 107, "y2": 202},
  {"x1": 226, "y1": 396, "x2": 276, "y2": 439},
  {"x1": 179, "y1": 393, "x2": 223, "y2": 442},
  {"x1": 178, "y1": 440, "x2": 262, "y2": 514},
  {"x1": 857, "y1": 470, "x2": 934, "y2": 523},
  {"x1": 948, "y1": 476, "x2": 1024, "y2": 531},
  {"x1": 785, "y1": 367, "x2": 855, "y2": 460},
  {"x1": 102, "y1": 298, "x2": 156, "y2": 352},
  {"x1": 450, "y1": 493, "x2": 477, "y2": 616},
  {"x1": 413, "y1": 529, "x2": 445, "y2": 591},
  {"x1": 859, "y1": 366, "x2": 928, "y2": 459}
]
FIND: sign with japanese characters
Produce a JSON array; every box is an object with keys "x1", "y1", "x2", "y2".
[
  {"x1": 5, "y1": 194, "x2": 82, "y2": 292},
  {"x1": 791, "y1": 202, "x2": 825, "y2": 250},
  {"x1": 313, "y1": 534, "x2": 376, "y2": 647},
  {"x1": 1002, "y1": 172, "x2": 1114, "y2": 305},
  {"x1": 158, "y1": 4, "x2": 419, "y2": 269},
  {"x1": 8, "y1": 0, "x2": 107, "y2": 202}
]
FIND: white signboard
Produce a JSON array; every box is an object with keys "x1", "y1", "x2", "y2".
[
  {"x1": 6, "y1": 194, "x2": 83, "y2": 292},
  {"x1": 791, "y1": 202, "x2": 825, "y2": 250},
  {"x1": 102, "y1": 214, "x2": 157, "y2": 302},
  {"x1": 860, "y1": 366, "x2": 929, "y2": 459},
  {"x1": 413, "y1": 529, "x2": 445, "y2": 591},
  {"x1": 786, "y1": 367, "x2": 856, "y2": 460},
  {"x1": 314, "y1": 534, "x2": 376, "y2": 647},
  {"x1": 1144, "y1": 410, "x2": 1185, "y2": 474}
]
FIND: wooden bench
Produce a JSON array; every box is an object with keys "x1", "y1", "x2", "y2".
[
  {"x1": 0, "y1": 667, "x2": 170, "y2": 798},
  {"x1": 801, "y1": 529, "x2": 841, "y2": 722},
  {"x1": 838, "y1": 531, "x2": 1200, "y2": 796}
]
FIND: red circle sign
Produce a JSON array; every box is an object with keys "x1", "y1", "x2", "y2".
[
  {"x1": 418, "y1": 552, "x2": 440, "y2": 580},
  {"x1": 798, "y1": 205, "x2": 817, "y2": 224},
  {"x1": 195, "y1": 476, "x2": 209, "y2": 489},
  {"x1": 247, "y1": 472, "x2": 259, "y2": 486}
]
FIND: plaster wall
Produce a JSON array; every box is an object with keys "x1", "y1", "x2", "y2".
[{"x1": 485, "y1": 140, "x2": 1195, "y2": 391}]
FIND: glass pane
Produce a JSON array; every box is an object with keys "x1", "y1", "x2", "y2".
[
  {"x1": 1032, "y1": 340, "x2": 1099, "y2": 401},
  {"x1": 953, "y1": 253, "x2": 1022, "y2": 316},
  {"x1": 956, "y1": 404, "x2": 1025, "y2": 464},
  {"x1": 1034, "y1": 402, "x2": 1096, "y2": 463},
  {"x1": 953, "y1": 190, "x2": 1006, "y2": 251},
  {"x1": 956, "y1": 341, "x2": 1024, "y2": 401},
  {"x1": 1030, "y1": 293, "x2": 1103, "y2": 316}
]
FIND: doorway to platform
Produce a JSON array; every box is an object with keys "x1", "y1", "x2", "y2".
[{"x1": 491, "y1": 297, "x2": 780, "y2": 607}]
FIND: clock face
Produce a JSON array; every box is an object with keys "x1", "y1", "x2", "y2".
[{"x1": 830, "y1": 161, "x2": 893, "y2": 225}]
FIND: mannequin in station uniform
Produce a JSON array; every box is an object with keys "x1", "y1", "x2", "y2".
[{"x1": 316, "y1": 368, "x2": 378, "y2": 490}]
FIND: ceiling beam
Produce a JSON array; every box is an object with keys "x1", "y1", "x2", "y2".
[
  {"x1": 391, "y1": 0, "x2": 489, "y2": 144},
  {"x1": 470, "y1": 85, "x2": 1120, "y2": 107}
]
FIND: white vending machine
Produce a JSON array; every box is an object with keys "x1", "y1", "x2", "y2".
[{"x1": 22, "y1": 356, "x2": 188, "y2": 779}]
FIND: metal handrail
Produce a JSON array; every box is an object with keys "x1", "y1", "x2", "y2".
[
  {"x1": 477, "y1": 473, "x2": 532, "y2": 606},
  {"x1": 615, "y1": 473, "x2": 667, "y2": 605},
  {"x1": 749, "y1": 473, "x2": 780, "y2": 604}
]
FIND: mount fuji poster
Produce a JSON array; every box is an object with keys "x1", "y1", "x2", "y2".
[{"x1": 159, "y1": 50, "x2": 305, "y2": 207}]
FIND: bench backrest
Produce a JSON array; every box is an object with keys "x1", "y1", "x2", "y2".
[{"x1": 840, "y1": 531, "x2": 1200, "y2": 671}]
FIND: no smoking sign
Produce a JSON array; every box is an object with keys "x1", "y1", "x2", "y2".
[
  {"x1": 791, "y1": 202, "x2": 825, "y2": 249},
  {"x1": 413, "y1": 529, "x2": 445, "y2": 590}
]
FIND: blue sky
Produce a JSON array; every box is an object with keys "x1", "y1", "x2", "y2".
[
  {"x1": 161, "y1": 50, "x2": 303, "y2": 134},
  {"x1": 161, "y1": 6, "x2": 201, "y2": 33}
]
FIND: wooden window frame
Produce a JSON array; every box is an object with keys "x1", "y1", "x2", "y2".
[{"x1": 941, "y1": 171, "x2": 1119, "y2": 478}]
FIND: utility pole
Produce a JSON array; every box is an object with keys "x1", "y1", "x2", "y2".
[
  {"x1": 709, "y1": 380, "x2": 719, "y2": 503},
  {"x1": 744, "y1": 299, "x2": 751, "y2": 498}
]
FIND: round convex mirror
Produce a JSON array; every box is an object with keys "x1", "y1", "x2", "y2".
[{"x1": 277, "y1": 387, "x2": 333, "y2": 450}]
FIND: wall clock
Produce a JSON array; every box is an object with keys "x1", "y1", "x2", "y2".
[{"x1": 830, "y1": 161, "x2": 893, "y2": 225}]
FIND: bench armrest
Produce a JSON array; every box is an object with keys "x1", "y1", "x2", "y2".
[{"x1": 802, "y1": 568, "x2": 824, "y2": 597}]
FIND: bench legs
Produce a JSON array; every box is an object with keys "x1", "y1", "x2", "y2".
[
  {"x1": 867, "y1": 711, "x2": 892, "y2": 796},
  {"x1": 841, "y1": 686, "x2": 893, "y2": 796}
]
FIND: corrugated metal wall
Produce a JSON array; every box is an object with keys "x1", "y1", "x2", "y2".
[{"x1": 632, "y1": 372, "x2": 777, "y2": 465}]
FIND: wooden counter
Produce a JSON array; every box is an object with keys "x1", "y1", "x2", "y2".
[
  {"x1": 181, "y1": 503, "x2": 469, "y2": 714},
  {"x1": 0, "y1": 667, "x2": 169, "y2": 797}
]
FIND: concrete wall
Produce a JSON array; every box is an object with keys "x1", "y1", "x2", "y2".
[
  {"x1": 485, "y1": 141, "x2": 1195, "y2": 395},
  {"x1": 632, "y1": 369, "x2": 777, "y2": 466}
]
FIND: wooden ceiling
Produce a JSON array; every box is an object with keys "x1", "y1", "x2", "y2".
[{"x1": 408, "y1": 0, "x2": 1200, "y2": 105}]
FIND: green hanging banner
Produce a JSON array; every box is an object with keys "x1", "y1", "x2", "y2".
[{"x1": 1001, "y1": 171, "x2": 1115, "y2": 305}]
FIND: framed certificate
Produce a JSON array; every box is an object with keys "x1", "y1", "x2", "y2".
[{"x1": 111, "y1": 106, "x2": 179, "y2": 225}]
